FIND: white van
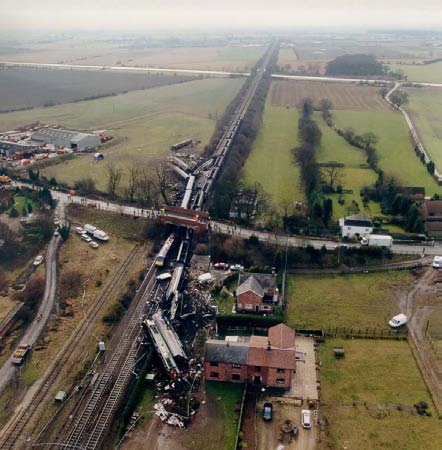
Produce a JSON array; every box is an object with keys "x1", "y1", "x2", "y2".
[
  {"x1": 301, "y1": 410, "x2": 312, "y2": 429},
  {"x1": 433, "y1": 256, "x2": 442, "y2": 268},
  {"x1": 389, "y1": 313, "x2": 408, "y2": 328}
]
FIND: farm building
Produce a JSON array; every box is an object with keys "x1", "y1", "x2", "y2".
[
  {"x1": 0, "y1": 141, "x2": 38, "y2": 158},
  {"x1": 420, "y1": 201, "x2": 442, "y2": 236},
  {"x1": 31, "y1": 128, "x2": 100, "y2": 152},
  {"x1": 204, "y1": 323, "x2": 296, "y2": 388},
  {"x1": 236, "y1": 272, "x2": 278, "y2": 314},
  {"x1": 339, "y1": 213, "x2": 373, "y2": 238}
]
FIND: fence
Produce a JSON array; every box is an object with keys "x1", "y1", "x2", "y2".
[
  {"x1": 425, "y1": 329, "x2": 442, "y2": 360},
  {"x1": 324, "y1": 325, "x2": 408, "y2": 340},
  {"x1": 234, "y1": 384, "x2": 248, "y2": 450}
]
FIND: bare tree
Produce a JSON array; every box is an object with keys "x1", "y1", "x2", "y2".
[
  {"x1": 136, "y1": 169, "x2": 156, "y2": 207},
  {"x1": 322, "y1": 163, "x2": 344, "y2": 192},
  {"x1": 126, "y1": 165, "x2": 140, "y2": 202},
  {"x1": 106, "y1": 163, "x2": 123, "y2": 198},
  {"x1": 154, "y1": 162, "x2": 169, "y2": 205}
]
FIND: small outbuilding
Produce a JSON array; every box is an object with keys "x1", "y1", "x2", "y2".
[{"x1": 55, "y1": 390, "x2": 67, "y2": 402}]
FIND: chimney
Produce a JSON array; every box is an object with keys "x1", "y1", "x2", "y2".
[
  {"x1": 267, "y1": 340, "x2": 271, "y2": 352},
  {"x1": 226, "y1": 340, "x2": 230, "y2": 347}
]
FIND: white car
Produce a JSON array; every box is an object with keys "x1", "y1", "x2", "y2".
[
  {"x1": 89, "y1": 241, "x2": 99, "y2": 249},
  {"x1": 33, "y1": 255, "x2": 44, "y2": 266},
  {"x1": 301, "y1": 410, "x2": 312, "y2": 429},
  {"x1": 230, "y1": 264, "x2": 244, "y2": 272},
  {"x1": 75, "y1": 226, "x2": 84, "y2": 235},
  {"x1": 433, "y1": 256, "x2": 442, "y2": 268},
  {"x1": 389, "y1": 313, "x2": 408, "y2": 328},
  {"x1": 81, "y1": 234, "x2": 92, "y2": 243},
  {"x1": 54, "y1": 230, "x2": 60, "y2": 237}
]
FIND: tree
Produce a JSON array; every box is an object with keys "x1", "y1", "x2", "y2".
[
  {"x1": 323, "y1": 198, "x2": 333, "y2": 224},
  {"x1": 27, "y1": 203, "x2": 33, "y2": 214},
  {"x1": 301, "y1": 97, "x2": 314, "y2": 118},
  {"x1": 154, "y1": 163, "x2": 169, "y2": 204},
  {"x1": 390, "y1": 90, "x2": 409, "y2": 108},
  {"x1": 427, "y1": 161, "x2": 435, "y2": 175},
  {"x1": 136, "y1": 170, "x2": 156, "y2": 207},
  {"x1": 322, "y1": 163, "x2": 343, "y2": 192},
  {"x1": 74, "y1": 177, "x2": 96, "y2": 196},
  {"x1": 319, "y1": 98, "x2": 333, "y2": 111},
  {"x1": 58, "y1": 222, "x2": 71, "y2": 241},
  {"x1": 361, "y1": 132, "x2": 378, "y2": 148},
  {"x1": 9, "y1": 206, "x2": 18, "y2": 218},
  {"x1": 106, "y1": 163, "x2": 123, "y2": 198},
  {"x1": 126, "y1": 165, "x2": 140, "y2": 203}
]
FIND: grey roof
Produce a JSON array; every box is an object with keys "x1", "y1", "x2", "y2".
[
  {"x1": 239, "y1": 272, "x2": 276, "y2": 296},
  {"x1": 204, "y1": 340, "x2": 249, "y2": 365},
  {"x1": 237, "y1": 275, "x2": 264, "y2": 297},
  {"x1": 71, "y1": 133, "x2": 93, "y2": 143},
  {"x1": 342, "y1": 213, "x2": 372, "y2": 227}
]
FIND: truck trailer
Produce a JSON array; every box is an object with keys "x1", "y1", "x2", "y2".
[
  {"x1": 12, "y1": 344, "x2": 30, "y2": 365},
  {"x1": 360, "y1": 234, "x2": 393, "y2": 248}
]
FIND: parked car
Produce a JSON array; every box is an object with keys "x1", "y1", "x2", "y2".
[
  {"x1": 214, "y1": 262, "x2": 229, "y2": 270},
  {"x1": 81, "y1": 234, "x2": 92, "y2": 243},
  {"x1": 75, "y1": 226, "x2": 84, "y2": 235},
  {"x1": 262, "y1": 402, "x2": 273, "y2": 421},
  {"x1": 389, "y1": 313, "x2": 408, "y2": 328},
  {"x1": 54, "y1": 230, "x2": 60, "y2": 237},
  {"x1": 54, "y1": 217, "x2": 60, "y2": 226},
  {"x1": 433, "y1": 256, "x2": 442, "y2": 268},
  {"x1": 33, "y1": 255, "x2": 44, "y2": 266},
  {"x1": 89, "y1": 241, "x2": 99, "y2": 249},
  {"x1": 230, "y1": 264, "x2": 244, "y2": 272},
  {"x1": 301, "y1": 410, "x2": 312, "y2": 429}
]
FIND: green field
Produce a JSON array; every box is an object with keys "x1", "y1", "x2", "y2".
[
  {"x1": 286, "y1": 271, "x2": 412, "y2": 330},
  {"x1": 318, "y1": 339, "x2": 442, "y2": 450},
  {"x1": 405, "y1": 87, "x2": 442, "y2": 169},
  {"x1": 333, "y1": 110, "x2": 440, "y2": 196},
  {"x1": 242, "y1": 103, "x2": 304, "y2": 213},
  {"x1": 315, "y1": 113, "x2": 379, "y2": 218},
  {"x1": 389, "y1": 61, "x2": 442, "y2": 83},
  {"x1": 0, "y1": 78, "x2": 243, "y2": 191}
]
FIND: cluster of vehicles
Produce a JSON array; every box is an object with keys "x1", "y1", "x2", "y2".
[
  {"x1": 213, "y1": 262, "x2": 244, "y2": 271},
  {"x1": 75, "y1": 223, "x2": 109, "y2": 249},
  {"x1": 262, "y1": 402, "x2": 312, "y2": 434}
]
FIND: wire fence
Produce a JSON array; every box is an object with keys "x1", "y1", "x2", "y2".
[{"x1": 324, "y1": 325, "x2": 408, "y2": 340}]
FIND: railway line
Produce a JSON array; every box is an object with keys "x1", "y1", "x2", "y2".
[{"x1": 0, "y1": 245, "x2": 143, "y2": 450}]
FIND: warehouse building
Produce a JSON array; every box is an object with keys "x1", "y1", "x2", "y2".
[{"x1": 31, "y1": 128, "x2": 100, "y2": 152}]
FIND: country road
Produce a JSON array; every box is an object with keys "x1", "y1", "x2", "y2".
[{"x1": 0, "y1": 232, "x2": 60, "y2": 394}]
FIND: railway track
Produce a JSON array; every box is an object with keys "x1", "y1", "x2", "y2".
[
  {"x1": 0, "y1": 244, "x2": 143, "y2": 450},
  {"x1": 62, "y1": 260, "x2": 158, "y2": 450}
]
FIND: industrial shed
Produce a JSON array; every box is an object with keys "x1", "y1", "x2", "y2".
[{"x1": 31, "y1": 128, "x2": 100, "y2": 152}]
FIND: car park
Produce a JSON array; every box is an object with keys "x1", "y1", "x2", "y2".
[
  {"x1": 262, "y1": 402, "x2": 273, "y2": 421},
  {"x1": 81, "y1": 234, "x2": 92, "y2": 243},
  {"x1": 33, "y1": 255, "x2": 44, "y2": 266},
  {"x1": 301, "y1": 410, "x2": 312, "y2": 429},
  {"x1": 89, "y1": 241, "x2": 99, "y2": 249}
]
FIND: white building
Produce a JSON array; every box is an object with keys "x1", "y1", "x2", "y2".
[
  {"x1": 339, "y1": 213, "x2": 373, "y2": 238},
  {"x1": 31, "y1": 128, "x2": 100, "y2": 152}
]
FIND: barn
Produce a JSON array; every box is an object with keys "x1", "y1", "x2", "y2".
[{"x1": 31, "y1": 128, "x2": 100, "y2": 152}]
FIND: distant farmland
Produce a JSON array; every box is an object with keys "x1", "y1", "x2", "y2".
[
  {"x1": 271, "y1": 80, "x2": 389, "y2": 111},
  {"x1": 0, "y1": 66, "x2": 196, "y2": 113}
]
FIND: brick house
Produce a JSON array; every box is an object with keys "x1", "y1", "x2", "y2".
[
  {"x1": 236, "y1": 272, "x2": 278, "y2": 314},
  {"x1": 420, "y1": 201, "x2": 442, "y2": 237},
  {"x1": 204, "y1": 324, "x2": 296, "y2": 389}
]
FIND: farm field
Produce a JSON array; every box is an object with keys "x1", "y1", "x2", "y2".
[
  {"x1": 404, "y1": 87, "x2": 442, "y2": 169},
  {"x1": 0, "y1": 67, "x2": 195, "y2": 112},
  {"x1": 389, "y1": 61, "x2": 442, "y2": 83},
  {"x1": 318, "y1": 339, "x2": 442, "y2": 450},
  {"x1": 271, "y1": 79, "x2": 389, "y2": 111},
  {"x1": 315, "y1": 113, "x2": 379, "y2": 218},
  {"x1": 285, "y1": 271, "x2": 413, "y2": 331},
  {"x1": 333, "y1": 110, "x2": 440, "y2": 196},
  {"x1": 0, "y1": 78, "x2": 244, "y2": 191},
  {"x1": 2, "y1": 45, "x2": 265, "y2": 73},
  {"x1": 277, "y1": 47, "x2": 298, "y2": 69},
  {"x1": 242, "y1": 101, "x2": 304, "y2": 213}
]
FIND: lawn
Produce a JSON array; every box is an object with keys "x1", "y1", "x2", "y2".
[
  {"x1": 286, "y1": 271, "x2": 413, "y2": 331},
  {"x1": 0, "y1": 78, "x2": 244, "y2": 191},
  {"x1": 242, "y1": 102, "x2": 304, "y2": 213},
  {"x1": 7, "y1": 195, "x2": 37, "y2": 216},
  {"x1": 405, "y1": 87, "x2": 442, "y2": 170},
  {"x1": 389, "y1": 61, "x2": 442, "y2": 83},
  {"x1": 315, "y1": 113, "x2": 379, "y2": 218},
  {"x1": 333, "y1": 110, "x2": 440, "y2": 196},
  {"x1": 318, "y1": 339, "x2": 442, "y2": 450}
]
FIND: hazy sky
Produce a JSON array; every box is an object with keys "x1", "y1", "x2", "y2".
[{"x1": 1, "y1": 0, "x2": 442, "y2": 30}]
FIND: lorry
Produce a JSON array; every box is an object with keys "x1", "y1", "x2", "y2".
[
  {"x1": 12, "y1": 344, "x2": 31, "y2": 365},
  {"x1": 83, "y1": 224, "x2": 97, "y2": 234},
  {"x1": 360, "y1": 234, "x2": 393, "y2": 248}
]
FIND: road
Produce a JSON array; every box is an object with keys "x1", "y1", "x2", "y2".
[
  {"x1": 0, "y1": 231, "x2": 60, "y2": 394},
  {"x1": 14, "y1": 182, "x2": 442, "y2": 257},
  {"x1": 0, "y1": 60, "x2": 249, "y2": 77}
]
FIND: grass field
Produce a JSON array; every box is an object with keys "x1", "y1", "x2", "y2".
[
  {"x1": 333, "y1": 110, "x2": 440, "y2": 196},
  {"x1": 4, "y1": 45, "x2": 265, "y2": 73},
  {"x1": 271, "y1": 80, "x2": 388, "y2": 111},
  {"x1": 0, "y1": 78, "x2": 244, "y2": 191},
  {"x1": 286, "y1": 271, "x2": 413, "y2": 330},
  {"x1": 277, "y1": 47, "x2": 298, "y2": 69},
  {"x1": 389, "y1": 61, "x2": 442, "y2": 83},
  {"x1": 0, "y1": 67, "x2": 194, "y2": 112},
  {"x1": 242, "y1": 102, "x2": 304, "y2": 213},
  {"x1": 315, "y1": 113, "x2": 379, "y2": 218},
  {"x1": 318, "y1": 339, "x2": 442, "y2": 450},
  {"x1": 405, "y1": 87, "x2": 442, "y2": 169}
]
